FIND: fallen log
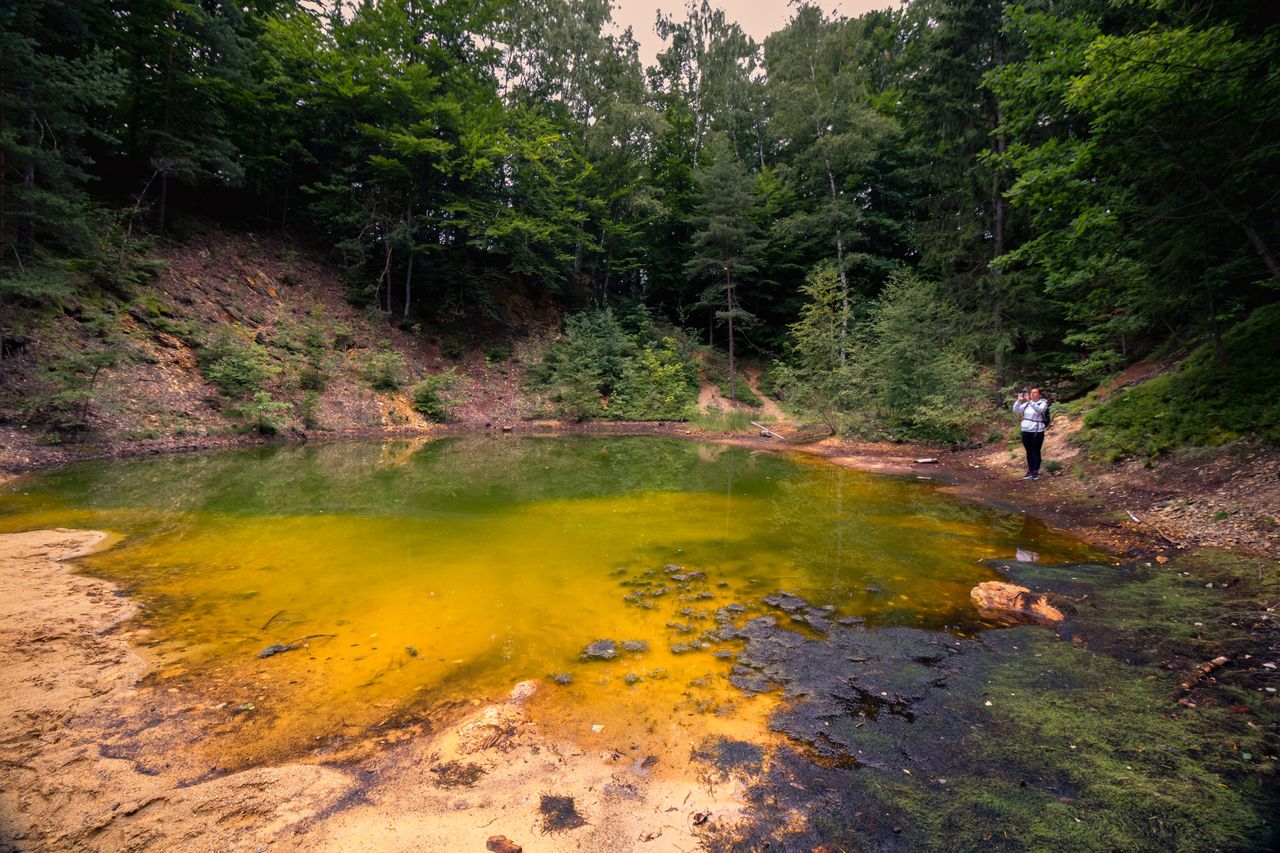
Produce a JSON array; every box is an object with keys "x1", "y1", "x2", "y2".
[
  {"x1": 751, "y1": 421, "x2": 777, "y2": 438},
  {"x1": 1175, "y1": 655, "x2": 1230, "y2": 698}
]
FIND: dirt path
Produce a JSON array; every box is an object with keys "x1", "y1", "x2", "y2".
[
  {"x1": 744, "y1": 368, "x2": 787, "y2": 425},
  {"x1": 0, "y1": 530, "x2": 752, "y2": 852}
]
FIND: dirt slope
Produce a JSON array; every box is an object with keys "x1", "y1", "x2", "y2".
[{"x1": 0, "y1": 224, "x2": 544, "y2": 473}]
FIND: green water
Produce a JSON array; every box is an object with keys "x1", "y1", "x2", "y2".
[{"x1": 0, "y1": 436, "x2": 1100, "y2": 765}]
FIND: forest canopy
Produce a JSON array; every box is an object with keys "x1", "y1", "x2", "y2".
[{"x1": 2, "y1": 0, "x2": 1277, "y2": 439}]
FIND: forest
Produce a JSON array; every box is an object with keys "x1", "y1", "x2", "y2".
[{"x1": 2, "y1": 0, "x2": 1278, "y2": 444}]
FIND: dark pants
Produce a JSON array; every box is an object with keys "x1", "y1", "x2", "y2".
[{"x1": 1021, "y1": 430, "x2": 1045, "y2": 473}]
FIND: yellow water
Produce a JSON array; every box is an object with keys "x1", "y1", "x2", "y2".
[{"x1": 0, "y1": 436, "x2": 1100, "y2": 767}]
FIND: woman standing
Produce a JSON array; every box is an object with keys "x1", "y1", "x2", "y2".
[{"x1": 1013, "y1": 388, "x2": 1048, "y2": 480}]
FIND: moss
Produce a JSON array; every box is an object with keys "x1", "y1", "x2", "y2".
[
  {"x1": 710, "y1": 551, "x2": 1278, "y2": 852},
  {"x1": 1081, "y1": 303, "x2": 1280, "y2": 457}
]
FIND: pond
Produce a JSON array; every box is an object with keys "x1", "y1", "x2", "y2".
[{"x1": 0, "y1": 436, "x2": 1100, "y2": 768}]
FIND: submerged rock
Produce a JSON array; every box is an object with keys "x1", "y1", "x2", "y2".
[
  {"x1": 621, "y1": 639, "x2": 649, "y2": 653},
  {"x1": 970, "y1": 581, "x2": 1066, "y2": 624},
  {"x1": 257, "y1": 643, "x2": 299, "y2": 658},
  {"x1": 580, "y1": 639, "x2": 618, "y2": 660}
]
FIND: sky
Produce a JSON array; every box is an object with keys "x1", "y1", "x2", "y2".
[{"x1": 608, "y1": 1, "x2": 898, "y2": 68}]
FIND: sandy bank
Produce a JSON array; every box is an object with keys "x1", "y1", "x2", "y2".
[{"x1": 0, "y1": 529, "x2": 748, "y2": 851}]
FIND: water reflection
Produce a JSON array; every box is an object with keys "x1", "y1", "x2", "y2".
[{"x1": 0, "y1": 437, "x2": 1103, "y2": 764}]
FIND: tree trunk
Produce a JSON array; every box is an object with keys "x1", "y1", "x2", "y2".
[
  {"x1": 991, "y1": 22, "x2": 1009, "y2": 405},
  {"x1": 403, "y1": 200, "x2": 413, "y2": 320},
  {"x1": 827, "y1": 163, "x2": 848, "y2": 367},
  {"x1": 726, "y1": 265, "x2": 735, "y2": 402},
  {"x1": 21, "y1": 80, "x2": 37, "y2": 252},
  {"x1": 403, "y1": 252, "x2": 413, "y2": 321},
  {"x1": 156, "y1": 13, "x2": 176, "y2": 232}
]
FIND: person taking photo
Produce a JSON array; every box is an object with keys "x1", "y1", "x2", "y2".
[{"x1": 1013, "y1": 387, "x2": 1048, "y2": 480}]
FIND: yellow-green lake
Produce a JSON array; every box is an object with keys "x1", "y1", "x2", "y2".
[{"x1": 0, "y1": 436, "x2": 1100, "y2": 766}]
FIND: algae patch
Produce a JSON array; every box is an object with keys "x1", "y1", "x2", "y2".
[{"x1": 704, "y1": 552, "x2": 1279, "y2": 852}]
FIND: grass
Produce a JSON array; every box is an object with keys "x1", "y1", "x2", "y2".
[
  {"x1": 1081, "y1": 303, "x2": 1280, "y2": 459},
  {"x1": 717, "y1": 377, "x2": 764, "y2": 408},
  {"x1": 690, "y1": 409, "x2": 754, "y2": 433}
]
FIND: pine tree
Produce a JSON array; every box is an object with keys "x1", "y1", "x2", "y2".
[{"x1": 684, "y1": 139, "x2": 765, "y2": 400}]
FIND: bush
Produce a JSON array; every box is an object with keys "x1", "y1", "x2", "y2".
[
  {"x1": 239, "y1": 391, "x2": 291, "y2": 434},
  {"x1": 611, "y1": 338, "x2": 697, "y2": 420},
  {"x1": 357, "y1": 348, "x2": 406, "y2": 391},
  {"x1": 297, "y1": 392, "x2": 321, "y2": 429},
  {"x1": 410, "y1": 370, "x2": 459, "y2": 422},
  {"x1": 25, "y1": 349, "x2": 120, "y2": 432},
  {"x1": 864, "y1": 272, "x2": 982, "y2": 441},
  {"x1": 527, "y1": 307, "x2": 635, "y2": 420},
  {"x1": 528, "y1": 309, "x2": 699, "y2": 421},
  {"x1": 200, "y1": 333, "x2": 273, "y2": 398},
  {"x1": 776, "y1": 264, "x2": 982, "y2": 440}
]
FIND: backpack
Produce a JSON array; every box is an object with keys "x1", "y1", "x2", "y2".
[{"x1": 1041, "y1": 402, "x2": 1052, "y2": 429}]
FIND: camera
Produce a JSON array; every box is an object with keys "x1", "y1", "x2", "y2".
[{"x1": 1020, "y1": 387, "x2": 1028, "y2": 394}]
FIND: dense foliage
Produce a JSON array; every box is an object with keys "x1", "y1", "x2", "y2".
[
  {"x1": 2, "y1": 0, "x2": 1276, "y2": 446},
  {"x1": 526, "y1": 307, "x2": 697, "y2": 420}
]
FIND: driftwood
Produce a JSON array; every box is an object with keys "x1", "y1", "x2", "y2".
[
  {"x1": 1125, "y1": 509, "x2": 1186, "y2": 548},
  {"x1": 260, "y1": 609, "x2": 287, "y2": 631},
  {"x1": 1175, "y1": 655, "x2": 1230, "y2": 698}
]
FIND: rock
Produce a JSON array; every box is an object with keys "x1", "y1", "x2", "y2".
[
  {"x1": 486, "y1": 836, "x2": 522, "y2": 853},
  {"x1": 620, "y1": 639, "x2": 649, "y2": 653},
  {"x1": 580, "y1": 639, "x2": 618, "y2": 661},
  {"x1": 970, "y1": 581, "x2": 1066, "y2": 624},
  {"x1": 508, "y1": 680, "x2": 538, "y2": 703},
  {"x1": 257, "y1": 643, "x2": 299, "y2": 658},
  {"x1": 550, "y1": 672, "x2": 574, "y2": 685}
]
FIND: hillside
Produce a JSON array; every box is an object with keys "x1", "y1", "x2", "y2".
[{"x1": 0, "y1": 224, "x2": 546, "y2": 470}]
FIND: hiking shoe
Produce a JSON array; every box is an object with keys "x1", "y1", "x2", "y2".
[
  {"x1": 1030, "y1": 473, "x2": 1041, "y2": 480},
  {"x1": 1021, "y1": 473, "x2": 1035, "y2": 480}
]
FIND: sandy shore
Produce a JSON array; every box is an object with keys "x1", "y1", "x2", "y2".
[{"x1": 0, "y1": 529, "x2": 757, "y2": 851}]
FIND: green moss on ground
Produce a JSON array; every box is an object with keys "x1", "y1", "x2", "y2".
[
  {"x1": 1081, "y1": 303, "x2": 1280, "y2": 458},
  {"x1": 711, "y1": 550, "x2": 1278, "y2": 852}
]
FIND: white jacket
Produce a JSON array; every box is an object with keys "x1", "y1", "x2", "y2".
[{"x1": 1013, "y1": 399, "x2": 1048, "y2": 432}]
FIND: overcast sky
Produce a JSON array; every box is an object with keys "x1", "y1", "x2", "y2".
[{"x1": 608, "y1": 1, "x2": 898, "y2": 67}]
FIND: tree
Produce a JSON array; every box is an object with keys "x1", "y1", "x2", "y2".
[
  {"x1": 774, "y1": 261, "x2": 866, "y2": 431},
  {"x1": 764, "y1": 4, "x2": 897, "y2": 365},
  {"x1": 989, "y1": 0, "x2": 1280, "y2": 378},
  {"x1": 684, "y1": 138, "x2": 765, "y2": 400},
  {"x1": 0, "y1": 0, "x2": 123, "y2": 263}
]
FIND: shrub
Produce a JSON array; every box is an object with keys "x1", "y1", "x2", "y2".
[
  {"x1": 411, "y1": 385, "x2": 448, "y2": 422},
  {"x1": 864, "y1": 272, "x2": 982, "y2": 441},
  {"x1": 528, "y1": 307, "x2": 635, "y2": 420},
  {"x1": 26, "y1": 350, "x2": 119, "y2": 432},
  {"x1": 776, "y1": 264, "x2": 982, "y2": 440},
  {"x1": 357, "y1": 348, "x2": 406, "y2": 391},
  {"x1": 611, "y1": 338, "x2": 697, "y2": 420},
  {"x1": 200, "y1": 333, "x2": 273, "y2": 398},
  {"x1": 297, "y1": 392, "x2": 321, "y2": 429},
  {"x1": 410, "y1": 370, "x2": 459, "y2": 422},
  {"x1": 239, "y1": 391, "x2": 291, "y2": 434}
]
